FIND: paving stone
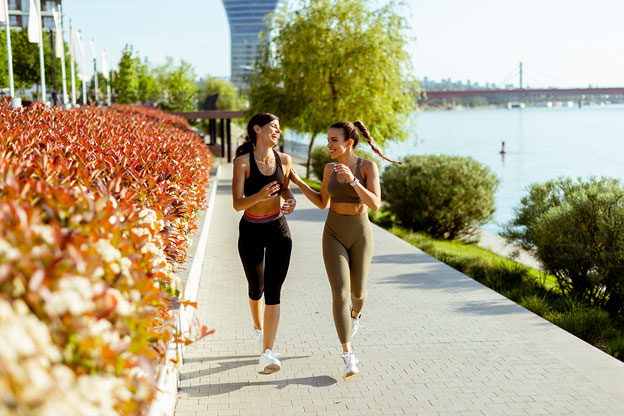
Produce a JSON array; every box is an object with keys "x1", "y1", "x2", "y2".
[{"x1": 175, "y1": 162, "x2": 624, "y2": 416}]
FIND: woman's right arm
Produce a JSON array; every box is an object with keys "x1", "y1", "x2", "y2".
[
  {"x1": 232, "y1": 155, "x2": 280, "y2": 211},
  {"x1": 289, "y1": 164, "x2": 331, "y2": 209}
]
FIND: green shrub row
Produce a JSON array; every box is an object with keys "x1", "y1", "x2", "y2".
[
  {"x1": 371, "y1": 221, "x2": 624, "y2": 361},
  {"x1": 502, "y1": 177, "x2": 624, "y2": 318}
]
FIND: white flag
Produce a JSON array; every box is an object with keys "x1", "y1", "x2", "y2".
[
  {"x1": 27, "y1": 0, "x2": 41, "y2": 44},
  {"x1": 52, "y1": 6, "x2": 63, "y2": 58},
  {"x1": 0, "y1": 0, "x2": 7, "y2": 23},
  {"x1": 102, "y1": 49, "x2": 109, "y2": 81},
  {"x1": 76, "y1": 29, "x2": 84, "y2": 66},
  {"x1": 90, "y1": 38, "x2": 96, "y2": 61},
  {"x1": 70, "y1": 23, "x2": 75, "y2": 63}
]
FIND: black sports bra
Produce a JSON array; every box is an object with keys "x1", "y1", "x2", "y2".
[{"x1": 243, "y1": 149, "x2": 284, "y2": 197}]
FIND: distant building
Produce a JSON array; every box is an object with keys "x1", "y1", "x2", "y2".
[
  {"x1": 1, "y1": 0, "x2": 62, "y2": 31},
  {"x1": 222, "y1": 0, "x2": 282, "y2": 90}
]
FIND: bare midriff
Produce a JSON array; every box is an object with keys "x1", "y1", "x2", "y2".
[
  {"x1": 245, "y1": 199, "x2": 282, "y2": 218},
  {"x1": 330, "y1": 201, "x2": 367, "y2": 216}
]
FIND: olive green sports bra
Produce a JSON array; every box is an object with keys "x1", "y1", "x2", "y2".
[{"x1": 327, "y1": 158, "x2": 366, "y2": 204}]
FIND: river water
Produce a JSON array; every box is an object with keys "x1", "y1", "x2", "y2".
[{"x1": 381, "y1": 105, "x2": 624, "y2": 233}]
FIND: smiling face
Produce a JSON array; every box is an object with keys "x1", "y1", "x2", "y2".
[
  {"x1": 254, "y1": 119, "x2": 281, "y2": 147},
  {"x1": 327, "y1": 127, "x2": 353, "y2": 159}
]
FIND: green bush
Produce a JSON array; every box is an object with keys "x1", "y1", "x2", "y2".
[
  {"x1": 309, "y1": 146, "x2": 380, "y2": 181},
  {"x1": 545, "y1": 305, "x2": 612, "y2": 343},
  {"x1": 502, "y1": 177, "x2": 624, "y2": 317},
  {"x1": 381, "y1": 155, "x2": 499, "y2": 239},
  {"x1": 519, "y1": 294, "x2": 552, "y2": 317},
  {"x1": 607, "y1": 334, "x2": 624, "y2": 359}
]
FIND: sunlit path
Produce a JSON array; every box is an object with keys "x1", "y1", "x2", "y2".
[{"x1": 175, "y1": 162, "x2": 624, "y2": 416}]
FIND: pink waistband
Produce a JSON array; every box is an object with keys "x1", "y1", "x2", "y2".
[{"x1": 244, "y1": 209, "x2": 282, "y2": 219}]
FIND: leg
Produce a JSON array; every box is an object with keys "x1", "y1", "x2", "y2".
[
  {"x1": 348, "y1": 220, "x2": 374, "y2": 318},
  {"x1": 262, "y1": 304, "x2": 280, "y2": 351},
  {"x1": 323, "y1": 225, "x2": 352, "y2": 350},
  {"x1": 262, "y1": 216, "x2": 292, "y2": 351},
  {"x1": 238, "y1": 220, "x2": 266, "y2": 327},
  {"x1": 249, "y1": 298, "x2": 263, "y2": 330}
]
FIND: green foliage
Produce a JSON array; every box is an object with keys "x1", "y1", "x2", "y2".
[
  {"x1": 114, "y1": 45, "x2": 140, "y2": 104},
  {"x1": 309, "y1": 145, "x2": 380, "y2": 181},
  {"x1": 201, "y1": 76, "x2": 245, "y2": 110},
  {"x1": 519, "y1": 294, "x2": 552, "y2": 316},
  {"x1": 502, "y1": 177, "x2": 624, "y2": 316},
  {"x1": 137, "y1": 57, "x2": 160, "y2": 102},
  {"x1": 156, "y1": 58, "x2": 197, "y2": 112},
  {"x1": 1, "y1": 28, "x2": 75, "y2": 99},
  {"x1": 247, "y1": 0, "x2": 418, "y2": 175},
  {"x1": 1, "y1": 28, "x2": 40, "y2": 90},
  {"x1": 545, "y1": 304, "x2": 612, "y2": 343},
  {"x1": 606, "y1": 331, "x2": 624, "y2": 358},
  {"x1": 381, "y1": 154, "x2": 499, "y2": 239}
]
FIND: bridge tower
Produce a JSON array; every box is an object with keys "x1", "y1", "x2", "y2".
[{"x1": 519, "y1": 61, "x2": 523, "y2": 89}]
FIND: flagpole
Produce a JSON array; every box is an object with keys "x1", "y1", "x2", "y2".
[
  {"x1": 57, "y1": 5, "x2": 68, "y2": 105},
  {"x1": 78, "y1": 29, "x2": 86, "y2": 104},
  {"x1": 91, "y1": 38, "x2": 98, "y2": 104},
  {"x1": 36, "y1": 0, "x2": 46, "y2": 103},
  {"x1": 2, "y1": 0, "x2": 14, "y2": 99},
  {"x1": 69, "y1": 21, "x2": 76, "y2": 105}
]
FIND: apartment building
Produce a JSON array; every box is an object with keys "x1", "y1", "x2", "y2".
[{"x1": 1, "y1": 0, "x2": 62, "y2": 30}]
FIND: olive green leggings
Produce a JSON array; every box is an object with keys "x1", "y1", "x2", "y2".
[{"x1": 322, "y1": 210, "x2": 374, "y2": 344}]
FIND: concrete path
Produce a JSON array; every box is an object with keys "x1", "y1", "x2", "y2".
[{"x1": 175, "y1": 162, "x2": 624, "y2": 416}]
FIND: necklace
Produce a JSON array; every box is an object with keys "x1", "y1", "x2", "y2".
[{"x1": 254, "y1": 152, "x2": 274, "y2": 164}]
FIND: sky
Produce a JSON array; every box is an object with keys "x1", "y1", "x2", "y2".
[{"x1": 62, "y1": 0, "x2": 624, "y2": 88}]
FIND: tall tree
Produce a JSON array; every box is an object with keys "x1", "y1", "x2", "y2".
[
  {"x1": 201, "y1": 76, "x2": 245, "y2": 110},
  {"x1": 156, "y1": 57, "x2": 197, "y2": 112},
  {"x1": 114, "y1": 45, "x2": 139, "y2": 104},
  {"x1": 247, "y1": 0, "x2": 418, "y2": 175},
  {"x1": 137, "y1": 57, "x2": 159, "y2": 103}
]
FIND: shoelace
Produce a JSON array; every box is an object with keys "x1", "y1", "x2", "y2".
[
  {"x1": 264, "y1": 350, "x2": 281, "y2": 358},
  {"x1": 342, "y1": 353, "x2": 358, "y2": 365}
]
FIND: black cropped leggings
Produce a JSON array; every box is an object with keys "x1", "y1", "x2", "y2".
[{"x1": 238, "y1": 215, "x2": 292, "y2": 305}]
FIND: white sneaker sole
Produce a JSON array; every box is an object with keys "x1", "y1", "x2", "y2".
[
  {"x1": 344, "y1": 368, "x2": 358, "y2": 378},
  {"x1": 258, "y1": 363, "x2": 281, "y2": 375}
]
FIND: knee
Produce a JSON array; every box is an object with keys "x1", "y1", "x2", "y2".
[
  {"x1": 264, "y1": 289, "x2": 280, "y2": 305},
  {"x1": 248, "y1": 286, "x2": 263, "y2": 301}
]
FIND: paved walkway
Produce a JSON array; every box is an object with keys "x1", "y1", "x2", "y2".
[{"x1": 175, "y1": 162, "x2": 624, "y2": 416}]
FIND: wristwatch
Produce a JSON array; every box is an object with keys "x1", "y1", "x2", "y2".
[{"x1": 349, "y1": 178, "x2": 359, "y2": 187}]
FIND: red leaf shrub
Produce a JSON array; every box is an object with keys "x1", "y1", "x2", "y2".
[{"x1": 0, "y1": 102, "x2": 213, "y2": 414}]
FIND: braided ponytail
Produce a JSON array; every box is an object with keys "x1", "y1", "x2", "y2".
[{"x1": 353, "y1": 121, "x2": 402, "y2": 165}]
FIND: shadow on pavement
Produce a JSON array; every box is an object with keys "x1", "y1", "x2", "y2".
[
  {"x1": 372, "y1": 253, "x2": 435, "y2": 265},
  {"x1": 180, "y1": 355, "x2": 310, "y2": 381},
  {"x1": 377, "y1": 271, "x2": 488, "y2": 294},
  {"x1": 183, "y1": 375, "x2": 338, "y2": 397},
  {"x1": 183, "y1": 355, "x2": 257, "y2": 364},
  {"x1": 453, "y1": 300, "x2": 534, "y2": 316}
]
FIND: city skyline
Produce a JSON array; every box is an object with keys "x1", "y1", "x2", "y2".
[{"x1": 57, "y1": 0, "x2": 624, "y2": 88}]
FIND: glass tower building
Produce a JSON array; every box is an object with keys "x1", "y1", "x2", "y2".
[{"x1": 222, "y1": 0, "x2": 281, "y2": 90}]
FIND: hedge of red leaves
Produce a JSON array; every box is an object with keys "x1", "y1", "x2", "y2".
[{"x1": 0, "y1": 102, "x2": 213, "y2": 415}]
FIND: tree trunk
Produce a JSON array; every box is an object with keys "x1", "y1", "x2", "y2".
[{"x1": 305, "y1": 132, "x2": 317, "y2": 178}]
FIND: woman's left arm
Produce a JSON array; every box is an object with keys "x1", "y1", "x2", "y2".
[
  {"x1": 335, "y1": 160, "x2": 381, "y2": 211},
  {"x1": 279, "y1": 153, "x2": 297, "y2": 215}
]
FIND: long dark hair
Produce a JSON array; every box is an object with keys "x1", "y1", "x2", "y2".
[
  {"x1": 330, "y1": 120, "x2": 402, "y2": 164},
  {"x1": 235, "y1": 113, "x2": 279, "y2": 158}
]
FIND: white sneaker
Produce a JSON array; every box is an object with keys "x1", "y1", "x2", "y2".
[
  {"x1": 342, "y1": 352, "x2": 359, "y2": 377},
  {"x1": 253, "y1": 327, "x2": 263, "y2": 351},
  {"x1": 351, "y1": 316, "x2": 363, "y2": 339},
  {"x1": 258, "y1": 349, "x2": 281, "y2": 375}
]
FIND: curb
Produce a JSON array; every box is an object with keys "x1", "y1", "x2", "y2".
[{"x1": 147, "y1": 161, "x2": 221, "y2": 416}]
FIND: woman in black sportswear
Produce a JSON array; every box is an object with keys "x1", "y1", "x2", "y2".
[{"x1": 232, "y1": 113, "x2": 296, "y2": 374}]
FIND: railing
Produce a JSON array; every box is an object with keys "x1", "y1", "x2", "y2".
[{"x1": 283, "y1": 139, "x2": 309, "y2": 160}]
